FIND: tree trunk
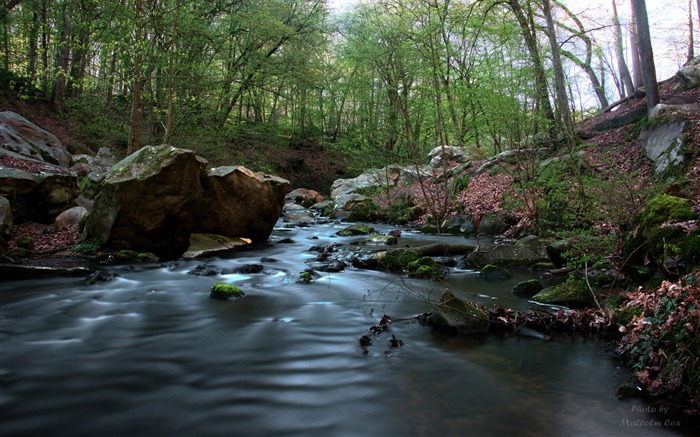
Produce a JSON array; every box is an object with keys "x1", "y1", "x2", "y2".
[
  {"x1": 612, "y1": 0, "x2": 635, "y2": 96},
  {"x1": 508, "y1": 0, "x2": 555, "y2": 139},
  {"x1": 52, "y1": 0, "x2": 72, "y2": 114},
  {"x1": 688, "y1": 0, "x2": 695, "y2": 64},
  {"x1": 629, "y1": 0, "x2": 643, "y2": 89},
  {"x1": 542, "y1": 0, "x2": 572, "y2": 140},
  {"x1": 632, "y1": 0, "x2": 659, "y2": 113}
]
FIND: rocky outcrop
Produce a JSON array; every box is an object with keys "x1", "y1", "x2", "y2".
[
  {"x1": 0, "y1": 111, "x2": 71, "y2": 166},
  {"x1": 82, "y1": 145, "x2": 288, "y2": 259},
  {"x1": 55, "y1": 206, "x2": 88, "y2": 228},
  {"x1": 640, "y1": 120, "x2": 685, "y2": 174}
]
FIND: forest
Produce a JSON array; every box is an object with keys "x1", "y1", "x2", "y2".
[
  {"x1": 1, "y1": 0, "x2": 695, "y2": 177},
  {"x1": 1, "y1": 0, "x2": 700, "y2": 420}
]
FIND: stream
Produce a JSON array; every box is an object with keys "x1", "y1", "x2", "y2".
[{"x1": 0, "y1": 220, "x2": 695, "y2": 436}]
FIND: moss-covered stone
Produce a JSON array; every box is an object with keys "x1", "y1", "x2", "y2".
[
  {"x1": 210, "y1": 283, "x2": 245, "y2": 300},
  {"x1": 430, "y1": 289, "x2": 490, "y2": 334},
  {"x1": 612, "y1": 305, "x2": 643, "y2": 328},
  {"x1": 623, "y1": 194, "x2": 700, "y2": 273},
  {"x1": 299, "y1": 271, "x2": 314, "y2": 283},
  {"x1": 407, "y1": 257, "x2": 442, "y2": 279},
  {"x1": 478, "y1": 264, "x2": 512, "y2": 280},
  {"x1": 379, "y1": 248, "x2": 421, "y2": 272},
  {"x1": 365, "y1": 233, "x2": 398, "y2": 245},
  {"x1": 16, "y1": 236, "x2": 34, "y2": 249},
  {"x1": 512, "y1": 279, "x2": 543, "y2": 297},
  {"x1": 642, "y1": 194, "x2": 697, "y2": 227},
  {"x1": 531, "y1": 279, "x2": 595, "y2": 309},
  {"x1": 336, "y1": 223, "x2": 375, "y2": 236}
]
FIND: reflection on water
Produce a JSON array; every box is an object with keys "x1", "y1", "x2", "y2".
[{"x1": 0, "y1": 221, "x2": 695, "y2": 436}]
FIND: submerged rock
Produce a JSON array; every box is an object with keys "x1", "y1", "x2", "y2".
[{"x1": 478, "y1": 264, "x2": 512, "y2": 280}]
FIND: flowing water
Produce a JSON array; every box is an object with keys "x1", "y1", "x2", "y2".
[{"x1": 0, "y1": 221, "x2": 696, "y2": 436}]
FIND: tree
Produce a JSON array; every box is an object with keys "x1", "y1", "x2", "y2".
[
  {"x1": 632, "y1": 0, "x2": 659, "y2": 114},
  {"x1": 507, "y1": 0, "x2": 555, "y2": 139},
  {"x1": 611, "y1": 0, "x2": 634, "y2": 97},
  {"x1": 542, "y1": 0, "x2": 572, "y2": 141}
]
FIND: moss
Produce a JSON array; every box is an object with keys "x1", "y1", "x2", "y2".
[
  {"x1": 407, "y1": 257, "x2": 442, "y2": 279},
  {"x1": 136, "y1": 252, "x2": 159, "y2": 262},
  {"x1": 512, "y1": 279, "x2": 543, "y2": 297},
  {"x1": 531, "y1": 279, "x2": 595, "y2": 309},
  {"x1": 380, "y1": 248, "x2": 421, "y2": 272},
  {"x1": 612, "y1": 305, "x2": 643, "y2": 328},
  {"x1": 642, "y1": 194, "x2": 697, "y2": 227},
  {"x1": 16, "y1": 236, "x2": 34, "y2": 249},
  {"x1": 210, "y1": 283, "x2": 244, "y2": 300},
  {"x1": 299, "y1": 271, "x2": 313, "y2": 283},
  {"x1": 479, "y1": 264, "x2": 512, "y2": 280},
  {"x1": 336, "y1": 223, "x2": 375, "y2": 236},
  {"x1": 365, "y1": 233, "x2": 398, "y2": 245}
]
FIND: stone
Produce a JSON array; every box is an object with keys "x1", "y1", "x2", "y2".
[
  {"x1": 182, "y1": 233, "x2": 252, "y2": 259},
  {"x1": 283, "y1": 210, "x2": 315, "y2": 225},
  {"x1": 430, "y1": 289, "x2": 490, "y2": 334},
  {"x1": 336, "y1": 223, "x2": 375, "y2": 236},
  {"x1": 0, "y1": 111, "x2": 71, "y2": 166},
  {"x1": 286, "y1": 188, "x2": 324, "y2": 208},
  {"x1": 546, "y1": 239, "x2": 572, "y2": 268},
  {"x1": 210, "y1": 283, "x2": 245, "y2": 300},
  {"x1": 512, "y1": 279, "x2": 544, "y2": 297},
  {"x1": 55, "y1": 206, "x2": 88, "y2": 228},
  {"x1": 478, "y1": 264, "x2": 512, "y2": 279},
  {"x1": 0, "y1": 151, "x2": 78, "y2": 221},
  {"x1": 200, "y1": 165, "x2": 288, "y2": 242},
  {"x1": 463, "y1": 235, "x2": 551, "y2": 268},
  {"x1": 639, "y1": 120, "x2": 685, "y2": 174},
  {"x1": 531, "y1": 279, "x2": 595, "y2": 309},
  {"x1": 427, "y1": 145, "x2": 469, "y2": 167},
  {"x1": 82, "y1": 145, "x2": 208, "y2": 258}
]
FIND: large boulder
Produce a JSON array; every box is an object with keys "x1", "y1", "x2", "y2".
[
  {"x1": 0, "y1": 150, "x2": 78, "y2": 221},
  {"x1": 82, "y1": 145, "x2": 208, "y2": 258},
  {"x1": 427, "y1": 145, "x2": 469, "y2": 167},
  {"x1": 200, "y1": 166, "x2": 288, "y2": 242},
  {"x1": 0, "y1": 111, "x2": 71, "y2": 167},
  {"x1": 462, "y1": 235, "x2": 551, "y2": 268}
]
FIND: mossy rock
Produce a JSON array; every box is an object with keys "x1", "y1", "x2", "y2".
[
  {"x1": 512, "y1": 279, "x2": 543, "y2": 297},
  {"x1": 299, "y1": 271, "x2": 314, "y2": 283},
  {"x1": 642, "y1": 194, "x2": 697, "y2": 227},
  {"x1": 430, "y1": 289, "x2": 490, "y2": 334},
  {"x1": 210, "y1": 283, "x2": 245, "y2": 300},
  {"x1": 623, "y1": 194, "x2": 700, "y2": 273},
  {"x1": 531, "y1": 279, "x2": 595, "y2": 309},
  {"x1": 115, "y1": 249, "x2": 140, "y2": 262},
  {"x1": 478, "y1": 264, "x2": 512, "y2": 280},
  {"x1": 365, "y1": 233, "x2": 398, "y2": 245},
  {"x1": 379, "y1": 248, "x2": 421, "y2": 272},
  {"x1": 407, "y1": 257, "x2": 442, "y2": 279},
  {"x1": 16, "y1": 236, "x2": 34, "y2": 249},
  {"x1": 336, "y1": 223, "x2": 375, "y2": 237}
]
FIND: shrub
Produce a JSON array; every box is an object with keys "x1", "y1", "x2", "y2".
[{"x1": 617, "y1": 276, "x2": 700, "y2": 400}]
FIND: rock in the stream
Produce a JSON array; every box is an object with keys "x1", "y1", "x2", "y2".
[
  {"x1": 463, "y1": 235, "x2": 551, "y2": 268},
  {"x1": 512, "y1": 279, "x2": 544, "y2": 297},
  {"x1": 478, "y1": 264, "x2": 512, "y2": 280},
  {"x1": 430, "y1": 289, "x2": 490, "y2": 334},
  {"x1": 531, "y1": 279, "x2": 595, "y2": 309}
]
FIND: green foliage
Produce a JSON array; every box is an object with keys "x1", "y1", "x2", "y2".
[
  {"x1": 210, "y1": 283, "x2": 245, "y2": 300},
  {"x1": 74, "y1": 238, "x2": 101, "y2": 254}
]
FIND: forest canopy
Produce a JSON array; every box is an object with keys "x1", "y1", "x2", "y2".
[{"x1": 0, "y1": 0, "x2": 696, "y2": 169}]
